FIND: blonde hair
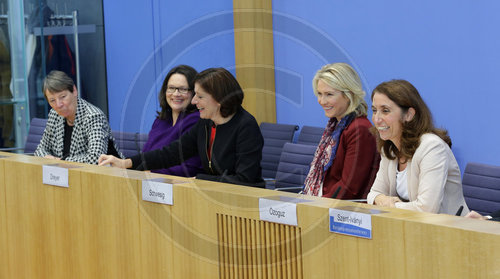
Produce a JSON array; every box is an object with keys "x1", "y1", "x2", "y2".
[{"x1": 312, "y1": 63, "x2": 367, "y2": 117}]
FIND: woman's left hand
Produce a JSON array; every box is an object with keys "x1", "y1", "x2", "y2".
[{"x1": 374, "y1": 194, "x2": 402, "y2": 207}]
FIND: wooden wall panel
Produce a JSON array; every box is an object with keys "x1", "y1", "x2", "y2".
[
  {"x1": 217, "y1": 213, "x2": 303, "y2": 279},
  {"x1": 0, "y1": 153, "x2": 9, "y2": 278},
  {"x1": 78, "y1": 168, "x2": 142, "y2": 278},
  {"x1": 0, "y1": 154, "x2": 499, "y2": 278},
  {"x1": 3, "y1": 156, "x2": 86, "y2": 278},
  {"x1": 136, "y1": 174, "x2": 189, "y2": 279},
  {"x1": 169, "y1": 183, "x2": 220, "y2": 278},
  {"x1": 233, "y1": 0, "x2": 277, "y2": 124}
]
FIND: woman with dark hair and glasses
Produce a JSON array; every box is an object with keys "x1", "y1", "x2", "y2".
[
  {"x1": 140, "y1": 65, "x2": 202, "y2": 177},
  {"x1": 99, "y1": 68, "x2": 265, "y2": 188}
]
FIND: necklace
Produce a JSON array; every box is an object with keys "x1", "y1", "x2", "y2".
[{"x1": 67, "y1": 118, "x2": 75, "y2": 125}]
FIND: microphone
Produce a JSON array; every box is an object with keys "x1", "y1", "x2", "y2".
[
  {"x1": 332, "y1": 186, "x2": 342, "y2": 199},
  {"x1": 455, "y1": 205, "x2": 464, "y2": 216}
]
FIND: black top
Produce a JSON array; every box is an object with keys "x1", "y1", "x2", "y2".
[
  {"x1": 62, "y1": 122, "x2": 74, "y2": 160},
  {"x1": 490, "y1": 209, "x2": 500, "y2": 222},
  {"x1": 130, "y1": 107, "x2": 265, "y2": 187}
]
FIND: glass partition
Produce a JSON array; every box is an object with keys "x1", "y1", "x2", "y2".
[{"x1": 0, "y1": 0, "x2": 107, "y2": 150}]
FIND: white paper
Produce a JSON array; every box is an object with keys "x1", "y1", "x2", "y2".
[
  {"x1": 259, "y1": 198, "x2": 298, "y2": 226},
  {"x1": 42, "y1": 165, "x2": 69, "y2": 187},
  {"x1": 142, "y1": 179, "x2": 173, "y2": 205}
]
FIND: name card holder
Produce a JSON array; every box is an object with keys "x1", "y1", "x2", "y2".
[
  {"x1": 43, "y1": 164, "x2": 70, "y2": 187},
  {"x1": 259, "y1": 196, "x2": 310, "y2": 226},
  {"x1": 329, "y1": 206, "x2": 383, "y2": 239},
  {"x1": 142, "y1": 178, "x2": 174, "y2": 205}
]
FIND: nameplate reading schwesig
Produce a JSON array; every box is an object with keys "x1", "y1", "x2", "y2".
[
  {"x1": 142, "y1": 179, "x2": 173, "y2": 205},
  {"x1": 259, "y1": 198, "x2": 298, "y2": 226},
  {"x1": 42, "y1": 165, "x2": 69, "y2": 187}
]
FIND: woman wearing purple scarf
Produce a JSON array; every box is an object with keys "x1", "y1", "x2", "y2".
[
  {"x1": 302, "y1": 63, "x2": 379, "y2": 199},
  {"x1": 141, "y1": 65, "x2": 203, "y2": 176}
]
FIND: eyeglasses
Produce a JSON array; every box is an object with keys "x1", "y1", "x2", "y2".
[{"x1": 166, "y1": 86, "x2": 191, "y2": 94}]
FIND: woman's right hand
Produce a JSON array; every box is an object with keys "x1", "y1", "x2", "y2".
[
  {"x1": 374, "y1": 194, "x2": 402, "y2": 208},
  {"x1": 465, "y1": 211, "x2": 486, "y2": 220},
  {"x1": 98, "y1": 154, "x2": 132, "y2": 169}
]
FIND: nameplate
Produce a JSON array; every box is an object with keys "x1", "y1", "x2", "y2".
[
  {"x1": 259, "y1": 197, "x2": 299, "y2": 226},
  {"x1": 42, "y1": 164, "x2": 69, "y2": 187},
  {"x1": 329, "y1": 207, "x2": 374, "y2": 239},
  {"x1": 142, "y1": 178, "x2": 173, "y2": 205}
]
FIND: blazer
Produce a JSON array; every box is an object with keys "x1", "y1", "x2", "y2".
[
  {"x1": 35, "y1": 98, "x2": 121, "y2": 164},
  {"x1": 142, "y1": 111, "x2": 203, "y2": 177},
  {"x1": 367, "y1": 133, "x2": 469, "y2": 215},
  {"x1": 131, "y1": 107, "x2": 265, "y2": 187},
  {"x1": 321, "y1": 116, "x2": 379, "y2": 199}
]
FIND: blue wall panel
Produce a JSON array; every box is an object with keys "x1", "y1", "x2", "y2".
[
  {"x1": 272, "y1": 0, "x2": 500, "y2": 172},
  {"x1": 104, "y1": 0, "x2": 500, "y2": 172},
  {"x1": 104, "y1": 0, "x2": 235, "y2": 133}
]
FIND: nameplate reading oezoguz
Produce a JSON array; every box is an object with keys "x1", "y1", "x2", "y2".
[
  {"x1": 142, "y1": 179, "x2": 173, "y2": 205},
  {"x1": 42, "y1": 164, "x2": 69, "y2": 187},
  {"x1": 259, "y1": 198, "x2": 298, "y2": 226}
]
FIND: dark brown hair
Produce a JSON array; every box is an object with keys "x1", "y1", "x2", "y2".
[
  {"x1": 157, "y1": 65, "x2": 198, "y2": 120},
  {"x1": 194, "y1": 68, "x2": 243, "y2": 118},
  {"x1": 371, "y1": 79, "x2": 451, "y2": 160}
]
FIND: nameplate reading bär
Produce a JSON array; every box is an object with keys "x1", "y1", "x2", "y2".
[
  {"x1": 142, "y1": 179, "x2": 173, "y2": 205},
  {"x1": 42, "y1": 165, "x2": 69, "y2": 187},
  {"x1": 259, "y1": 198, "x2": 298, "y2": 226}
]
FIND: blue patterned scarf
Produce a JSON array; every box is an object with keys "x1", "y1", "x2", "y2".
[{"x1": 303, "y1": 112, "x2": 356, "y2": 196}]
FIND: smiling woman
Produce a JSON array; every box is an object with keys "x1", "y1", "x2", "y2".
[
  {"x1": 99, "y1": 68, "x2": 265, "y2": 188},
  {"x1": 302, "y1": 63, "x2": 378, "y2": 199},
  {"x1": 368, "y1": 80, "x2": 469, "y2": 215},
  {"x1": 140, "y1": 65, "x2": 203, "y2": 177}
]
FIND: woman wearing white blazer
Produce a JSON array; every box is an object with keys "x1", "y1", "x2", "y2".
[{"x1": 367, "y1": 80, "x2": 469, "y2": 215}]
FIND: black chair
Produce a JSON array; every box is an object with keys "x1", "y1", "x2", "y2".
[
  {"x1": 462, "y1": 162, "x2": 500, "y2": 216},
  {"x1": 260, "y1": 122, "x2": 299, "y2": 179},
  {"x1": 266, "y1": 142, "x2": 316, "y2": 193},
  {"x1": 0, "y1": 117, "x2": 47, "y2": 154},
  {"x1": 112, "y1": 131, "x2": 148, "y2": 158},
  {"x1": 297, "y1": 125, "x2": 324, "y2": 146}
]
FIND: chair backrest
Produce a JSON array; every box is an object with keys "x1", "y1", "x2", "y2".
[
  {"x1": 24, "y1": 118, "x2": 48, "y2": 154},
  {"x1": 274, "y1": 142, "x2": 317, "y2": 192},
  {"x1": 112, "y1": 131, "x2": 148, "y2": 158},
  {"x1": 462, "y1": 162, "x2": 500, "y2": 215},
  {"x1": 135, "y1": 133, "x2": 149, "y2": 152},
  {"x1": 260, "y1": 122, "x2": 298, "y2": 179},
  {"x1": 297, "y1": 125, "x2": 324, "y2": 146}
]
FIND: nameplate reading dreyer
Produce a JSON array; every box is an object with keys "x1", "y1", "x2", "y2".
[
  {"x1": 259, "y1": 198, "x2": 298, "y2": 226},
  {"x1": 42, "y1": 165, "x2": 69, "y2": 187},
  {"x1": 329, "y1": 208, "x2": 372, "y2": 239},
  {"x1": 142, "y1": 179, "x2": 173, "y2": 205}
]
